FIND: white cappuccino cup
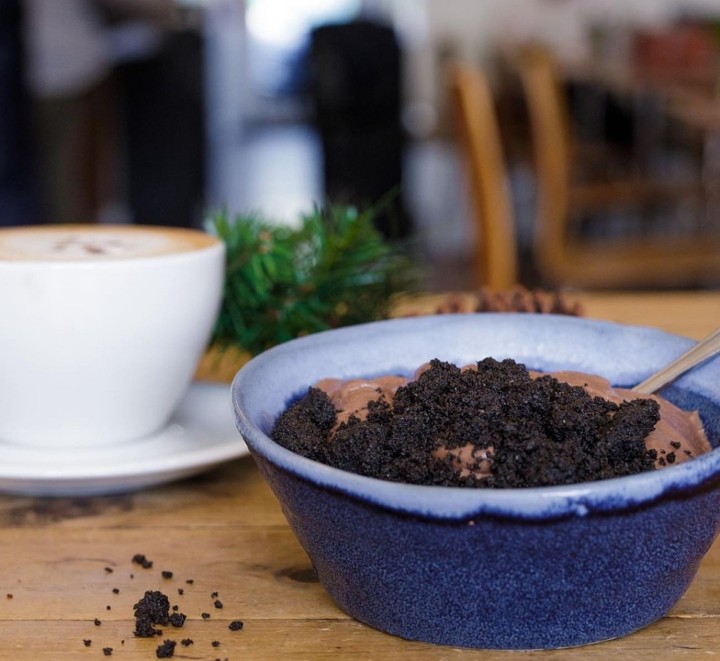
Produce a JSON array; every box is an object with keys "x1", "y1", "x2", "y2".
[{"x1": 0, "y1": 224, "x2": 225, "y2": 448}]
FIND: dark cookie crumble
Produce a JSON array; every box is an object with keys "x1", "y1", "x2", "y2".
[
  {"x1": 89, "y1": 558, "x2": 244, "y2": 656},
  {"x1": 132, "y1": 554, "x2": 153, "y2": 569},
  {"x1": 156, "y1": 639, "x2": 176, "y2": 658},
  {"x1": 271, "y1": 357, "x2": 661, "y2": 488},
  {"x1": 133, "y1": 590, "x2": 171, "y2": 638}
]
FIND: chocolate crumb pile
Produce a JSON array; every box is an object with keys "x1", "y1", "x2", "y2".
[
  {"x1": 85, "y1": 554, "x2": 245, "y2": 659},
  {"x1": 271, "y1": 357, "x2": 660, "y2": 488},
  {"x1": 133, "y1": 590, "x2": 173, "y2": 637}
]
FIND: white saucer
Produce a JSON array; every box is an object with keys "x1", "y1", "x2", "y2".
[{"x1": 0, "y1": 381, "x2": 249, "y2": 497}]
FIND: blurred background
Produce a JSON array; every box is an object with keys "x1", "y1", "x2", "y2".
[{"x1": 3, "y1": 0, "x2": 720, "y2": 289}]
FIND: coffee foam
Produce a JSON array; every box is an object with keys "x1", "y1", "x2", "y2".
[{"x1": 0, "y1": 225, "x2": 219, "y2": 261}]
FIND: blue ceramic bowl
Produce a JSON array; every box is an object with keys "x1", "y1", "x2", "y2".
[{"x1": 231, "y1": 314, "x2": 720, "y2": 650}]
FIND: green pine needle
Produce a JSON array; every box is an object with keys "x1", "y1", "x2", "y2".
[{"x1": 205, "y1": 205, "x2": 417, "y2": 356}]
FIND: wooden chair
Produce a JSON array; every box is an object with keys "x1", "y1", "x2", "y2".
[
  {"x1": 450, "y1": 63, "x2": 518, "y2": 290},
  {"x1": 515, "y1": 45, "x2": 720, "y2": 289}
]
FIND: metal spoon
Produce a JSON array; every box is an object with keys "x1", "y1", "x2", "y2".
[{"x1": 632, "y1": 327, "x2": 720, "y2": 394}]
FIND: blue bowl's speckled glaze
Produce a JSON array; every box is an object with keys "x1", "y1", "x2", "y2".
[{"x1": 231, "y1": 314, "x2": 720, "y2": 650}]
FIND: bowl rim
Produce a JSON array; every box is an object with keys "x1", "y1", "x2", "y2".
[{"x1": 232, "y1": 314, "x2": 720, "y2": 521}]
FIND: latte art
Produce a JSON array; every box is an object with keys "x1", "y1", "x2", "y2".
[{"x1": 0, "y1": 226, "x2": 218, "y2": 261}]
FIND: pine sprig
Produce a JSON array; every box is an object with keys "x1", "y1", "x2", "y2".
[{"x1": 206, "y1": 205, "x2": 416, "y2": 356}]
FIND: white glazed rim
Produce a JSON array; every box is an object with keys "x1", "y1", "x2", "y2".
[{"x1": 232, "y1": 314, "x2": 720, "y2": 521}]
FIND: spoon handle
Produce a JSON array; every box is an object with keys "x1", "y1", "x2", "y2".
[{"x1": 632, "y1": 327, "x2": 720, "y2": 394}]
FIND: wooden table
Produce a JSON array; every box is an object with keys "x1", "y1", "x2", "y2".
[{"x1": 2, "y1": 290, "x2": 719, "y2": 660}]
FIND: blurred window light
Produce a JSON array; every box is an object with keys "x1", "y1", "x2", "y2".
[{"x1": 246, "y1": 0, "x2": 360, "y2": 48}]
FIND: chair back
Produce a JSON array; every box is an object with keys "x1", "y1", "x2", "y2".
[
  {"x1": 450, "y1": 63, "x2": 518, "y2": 289},
  {"x1": 515, "y1": 45, "x2": 573, "y2": 276}
]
